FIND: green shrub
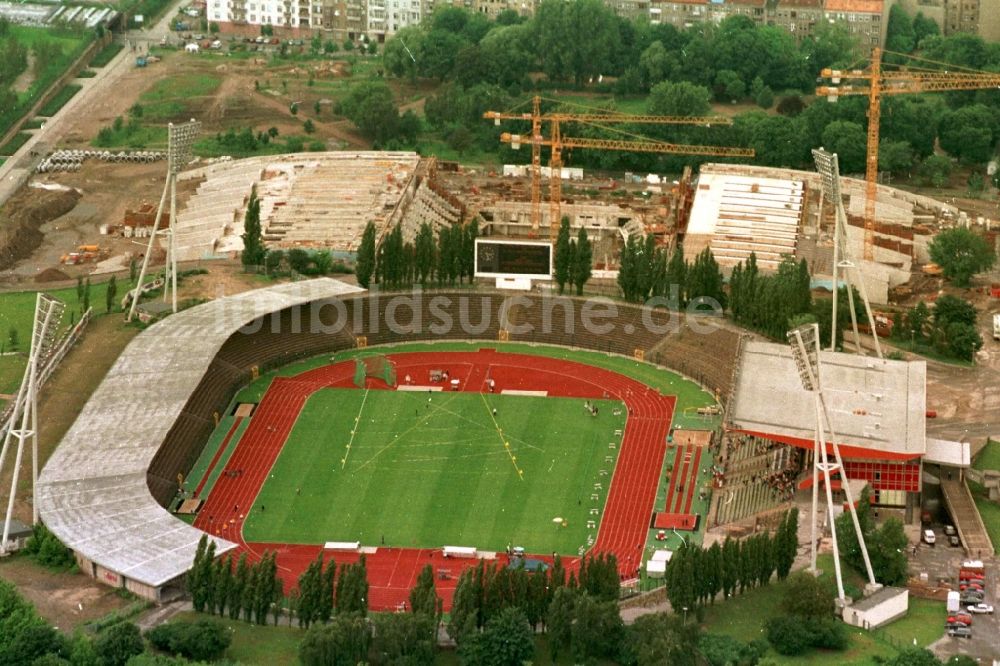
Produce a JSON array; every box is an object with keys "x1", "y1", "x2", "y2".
[{"x1": 146, "y1": 618, "x2": 231, "y2": 661}]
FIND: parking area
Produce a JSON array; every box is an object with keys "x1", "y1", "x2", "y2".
[{"x1": 910, "y1": 525, "x2": 1000, "y2": 661}]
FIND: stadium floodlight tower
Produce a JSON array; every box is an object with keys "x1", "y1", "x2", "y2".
[
  {"x1": 0, "y1": 294, "x2": 65, "y2": 553},
  {"x1": 787, "y1": 323, "x2": 878, "y2": 605},
  {"x1": 127, "y1": 119, "x2": 201, "y2": 322},
  {"x1": 811, "y1": 148, "x2": 882, "y2": 358}
]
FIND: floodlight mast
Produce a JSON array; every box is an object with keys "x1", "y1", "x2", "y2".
[
  {"x1": 0, "y1": 294, "x2": 65, "y2": 552},
  {"x1": 811, "y1": 148, "x2": 882, "y2": 359},
  {"x1": 787, "y1": 323, "x2": 878, "y2": 603},
  {"x1": 127, "y1": 120, "x2": 201, "y2": 322}
]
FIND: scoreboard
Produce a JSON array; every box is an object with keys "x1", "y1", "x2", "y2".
[{"x1": 474, "y1": 239, "x2": 552, "y2": 279}]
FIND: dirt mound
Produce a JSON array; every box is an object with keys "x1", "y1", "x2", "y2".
[
  {"x1": 0, "y1": 187, "x2": 82, "y2": 272},
  {"x1": 35, "y1": 267, "x2": 71, "y2": 283}
]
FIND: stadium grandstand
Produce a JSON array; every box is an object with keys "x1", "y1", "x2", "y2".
[
  {"x1": 36, "y1": 281, "x2": 744, "y2": 601},
  {"x1": 726, "y1": 340, "x2": 929, "y2": 517}
]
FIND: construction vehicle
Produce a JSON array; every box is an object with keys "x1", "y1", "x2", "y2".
[
  {"x1": 818, "y1": 49, "x2": 1000, "y2": 261},
  {"x1": 136, "y1": 56, "x2": 147, "y2": 67},
  {"x1": 485, "y1": 96, "x2": 752, "y2": 239},
  {"x1": 60, "y1": 245, "x2": 104, "y2": 265}
]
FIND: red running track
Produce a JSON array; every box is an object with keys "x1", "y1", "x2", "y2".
[{"x1": 193, "y1": 350, "x2": 675, "y2": 610}]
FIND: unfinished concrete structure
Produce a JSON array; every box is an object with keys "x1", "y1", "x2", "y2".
[
  {"x1": 171, "y1": 152, "x2": 422, "y2": 261},
  {"x1": 684, "y1": 163, "x2": 962, "y2": 303}
]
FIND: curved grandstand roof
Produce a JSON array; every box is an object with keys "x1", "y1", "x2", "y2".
[{"x1": 37, "y1": 279, "x2": 364, "y2": 588}]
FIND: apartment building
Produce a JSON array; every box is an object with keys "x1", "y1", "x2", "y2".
[
  {"x1": 823, "y1": 0, "x2": 886, "y2": 47},
  {"x1": 648, "y1": 0, "x2": 887, "y2": 46},
  {"x1": 769, "y1": 0, "x2": 825, "y2": 43}
]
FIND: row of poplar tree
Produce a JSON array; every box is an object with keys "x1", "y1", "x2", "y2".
[
  {"x1": 355, "y1": 219, "x2": 480, "y2": 290},
  {"x1": 188, "y1": 536, "x2": 283, "y2": 625},
  {"x1": 665, "y1": 508, "x2": 799, "y2": 615},
  {"x1": 553, "y1": 218, "x2": 594, "y2": 295},
  {"x1": 616, "y1": 238, "x2": 726, "y2": 309}
]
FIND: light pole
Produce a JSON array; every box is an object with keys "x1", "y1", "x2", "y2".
[{"x1": 682, "y1": 606, "x2": 688, "y2": 624}]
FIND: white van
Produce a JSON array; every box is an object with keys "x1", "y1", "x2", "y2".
[{"x1": 923, "y1": 529, "x2": 936, "y2": 545}]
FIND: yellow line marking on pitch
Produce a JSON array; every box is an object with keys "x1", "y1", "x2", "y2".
[{"x1": 481, "y1": 393, "x2": 524, "y2": 481}]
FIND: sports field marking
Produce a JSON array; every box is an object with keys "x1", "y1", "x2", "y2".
[
  {"x1": 341, "y1": 388, "x2": 370, "y2": 469},
  {"x1": 480, "y1": 392, "x2": 524, "y2": 480}
]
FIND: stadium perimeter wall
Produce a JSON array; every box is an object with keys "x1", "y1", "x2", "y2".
[{"x1": 43, "y1": 282, "x2": 742, "y2": 601}]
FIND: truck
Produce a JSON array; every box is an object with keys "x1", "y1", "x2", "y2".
[
  {"x1": 993, "y1": 314, "x2": 1000, "y2": 340},
  {"x1": 947, "y1": 590, "x2": 961, "y2": 614}
]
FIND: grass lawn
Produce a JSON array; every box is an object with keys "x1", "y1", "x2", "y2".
[
  {"x1": 172, "y1": 611, "x2": 301, "y2": 665},
  {"x1": 0, "y1": 132, "x2": 31, "y2": 156},
  {"x1": 181, "y1": 415, "x2": 251, "y2": 498},
  {"x1": 0, "y1": 278, "x2": 135, "y2": 400},
  {"x1": 873, "y1": 597, "x2": 942, "y2": 648},
  {"x1": 243, "y1": 388, "x2": 624, "y2": 555},
  {"x1": 38, "y1": 84, "x2": 82, "y2": 117},
  {"x1": 884, "y1": 339, "x2": 972, "y2": 367},
  {"x1": 90, "y1": 42, "x2": 123, "y2": 68},
  {"x1": 968, "y1": 480, "x2": 1000, "y2": 551},
  {"x1": 699, "y1": 554, "x2": 917, "y2": 664},
  {"x1": 973, "y1": 439, "x2": 1000, "y2": 471},
  {"x1": 139, "y1": 71, "x2": 221, "y2": 115}
]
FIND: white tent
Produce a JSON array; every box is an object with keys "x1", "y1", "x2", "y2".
[{"x1": 184, "y1": 43, "x2": 199, "y2": 53}]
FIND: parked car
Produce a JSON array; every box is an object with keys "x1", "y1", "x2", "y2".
[
  {"x1": 960, "y1": 581, "x2": 984, "y2": 591},
  {"x1": 960, "y1": 595, "x2": 985, "y2": 605},
  {"x1": 923, "y1": 529, "x2": 936, "y2": 545},
  {"x1": 967, "y1": 603, "x2": 994, "y2": 614},
  {"x1": 947, "y1": 613, "x2": 973, "y2": 626},
  {"x1": 948, "y1": 626, "x2": 972, "y2": 638},
  {"x1": 944, "y1": 525, "x2": 957, "y2": 536},
  {"x1": 949, "y1": 535, "x2": 961, "y2": 547}
]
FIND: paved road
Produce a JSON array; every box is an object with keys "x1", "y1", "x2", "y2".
[{"x1": 0, "y1": 2, "x2": 185, "y2": 209}]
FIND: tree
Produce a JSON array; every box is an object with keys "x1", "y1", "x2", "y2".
[
  {"x1": 625, "y1": 612, "x2": 701, "y2": 666},
  {"x1": 912, "y1": 13, "x2": 940, "y2": 47},
  {"x1": 371, "y1": 612, "x2": 435, "y2": 665},
  {"x1": 780, "y1": 571, "x2": 835, "y2": 620},
  {"x1": 939, "y1": 105, "x2": 995, "y2": 164},
  {"x1": 714, "y1": 69, "x2": 745, "y2": 103},
  {"x1": 885, "y1": 4, "x2": 915, "y2": 53},
  {"x1": 933, "y1": 294, "x2": 978, "y2": 328},
  {"x1": 303, "y1": 119, "x2": 315, "y2": 134},
  {"x1": 547, "y1": 586, "x2": 576, "y2": 660},
  {"x1": 918, "y1": 155, "x2": 952, "y2": 188},
  {"x1": 209, "y1": 22, "x2": 219, "y2": 34},
  {"x1": 338, "y1": 81, "x2": 401, "y2": 144},
  {"x1": 299, "y1": 615, "x2": 371, "y2": 666},
  {"x1": 145, "y1": 619, "x2": 232, "y2": 661},
  {"x1": 82, "y1": 278, "x2": 91, "y2": 313},
  {"x1": 928, "y1": 227, "x2": 996, "y2": 287},
  {"x1": 355, "y1": 222, "x2": 377, "y2": 289},
  {"x1": 409, "y1": 564, "x2": 441, "y2": 622},
  {"x1": 93, "y1": 622, "x2": 144, "y2": 666},
  {"x1": 553, "y1": 217, "x2": 573, "y2": 294},
  {"x1": 879, "y1": 140, "x2": 914, "y2": 174},
  {"x1": 570, "y1": 595, "x2": 623, "y2": 663},
  {"x1": 945, "y1": 322, "x2": 983, "y2": 362},
  {"x1": 751, "y1": 76, "x2": 774, "y2": 109},
  {"x1": 821, "y1": 121, "x2": 867, "y2": 174},
  {"x1": 868, "y1": 517, "x2": 909, "y2": 586},
  {"x1": 241, "y1": 185, "x2": 265, "y2": 269},
  {"x1": 105, "y1": 276, "x2": 117, "y2": 314},
  {"x1": 908, "y1": 301, "x2": 930, "y2": 342},
  {"x1": 571, "y1": 226, "x2": 592, "y2": 296},
  {"x1": 647, "y1": 81, "x2": 712, "y2": 117},
  {"x1": 461, "y1": 607, "x2": 534, "y2": 666}
]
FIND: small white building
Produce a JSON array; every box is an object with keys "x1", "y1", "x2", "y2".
[
  {"x1": 0, "y1": 519, "x2": 34, "y2": 552},
  {"x1": 645, "y1": 549, "x2": 673, "y2": 579},
  {"x1": 184, "y1": 43, "x2": 199, "y2": 53},
  {"x1": 842, "y1": 587, "x2": 909, "y2": 629}
]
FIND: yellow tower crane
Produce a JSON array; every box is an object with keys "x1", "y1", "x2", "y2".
[
  {"x1": 484, "y1": 96, "x2": 753, "y2": 239},
  {"x1": 817, "y1": 48, "x2": 1000, "y2": 261}
]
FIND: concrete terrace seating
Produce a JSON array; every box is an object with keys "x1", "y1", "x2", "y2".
[
  {"x1": 172, "y1": 152, "x2": 420, "y2": 260},
  {"x1": 400, "y1": 181, "x2": 461, "y2": 243},
  {"x1": 687, "y1": 171, "x2": 804, "y2": 272},
  {"x1": 650, "y1": 322, "x2": 741, "y2": 402}
]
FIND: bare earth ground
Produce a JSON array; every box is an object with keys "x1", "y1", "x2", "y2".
[{"x1": 0, "y1": 556, "x2": 133, "y2": 633}]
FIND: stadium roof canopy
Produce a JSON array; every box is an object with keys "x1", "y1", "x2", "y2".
[
  {"x1": 728, "y1": 341, "x2": 926, "y2": 460},
  {"x1": 37, "y1": 279, "x2": 364, "y2": 589}
]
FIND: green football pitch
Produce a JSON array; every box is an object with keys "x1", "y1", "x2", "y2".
[{"x1": 242, "y1": 388, "x2": 626, "y2": 555}]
